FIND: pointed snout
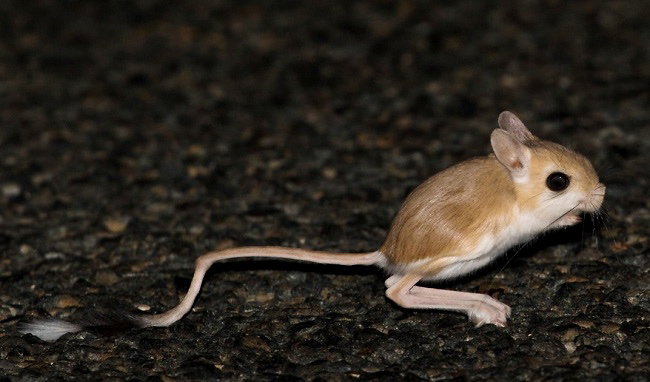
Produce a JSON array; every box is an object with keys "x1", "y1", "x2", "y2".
[{"x1": 582, "y1": 183, "x2": 606, "y2": 212}]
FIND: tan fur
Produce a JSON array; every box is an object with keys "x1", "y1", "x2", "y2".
[
  {"x1": 381, "y1": 134, "x2": 604, "y2": 278},
  {"x1": 524, "y1": 140, "x2": 600, "y2": 205},
  {"x1": 21, "y1": 111, "x2": 607, "y2": 340},
  {"x1": 380, "y1": 156, "x2": 516, "y2": 272}
]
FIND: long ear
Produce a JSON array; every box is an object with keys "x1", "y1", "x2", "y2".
[
  {"x1": 491, "y1": 129, "x2": 531, "y2": 178},
  {"x1": 498, "y1": 111, "x2": 535, "y2": 142}
]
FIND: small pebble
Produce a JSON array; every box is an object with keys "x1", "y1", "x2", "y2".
[
  {"x1": 2, "y1": 183, "x2": 21, "y2": 198},
  {"x1": 44, "y1": 252, "x2": 65, "y2": 260},
  {"x1": 104, "y1": 217, "x2": 130, "y2": 233},
  {"x1": 95, "y1": 270, "x2": 120, "y2": 286},
  {"x1": 53, "y1": 295, "x2": 81, "y2": 309}
]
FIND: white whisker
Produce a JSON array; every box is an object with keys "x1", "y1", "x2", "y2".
[
  {"x1": 545, "y1": 203, "x2": 581, "y2": 230},
  {"x1": 520, "y1": 191, "x2": 547, "y2": 209}
]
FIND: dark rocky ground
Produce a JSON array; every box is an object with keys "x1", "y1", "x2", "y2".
[{"x1": 1, "y1": 0, "x2": 649, "y2": 380}]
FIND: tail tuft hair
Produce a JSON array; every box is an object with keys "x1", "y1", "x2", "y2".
[
  {"x1": 19, "y1": 319, "x2": 83, "y2": 342},
  {"x1": 20, "y1": 309, "x2": 146, "y2": 342}
]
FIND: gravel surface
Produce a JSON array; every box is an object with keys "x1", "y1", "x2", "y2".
[{"x1": 1, "y1": 1, "x2": 649, "y2": 380}]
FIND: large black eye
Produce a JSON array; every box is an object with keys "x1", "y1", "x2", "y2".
[{"x1": 546, "y1": 172, "x2": 570, "y2": 191}]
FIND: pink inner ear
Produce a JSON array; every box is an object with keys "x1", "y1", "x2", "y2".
[
  {"x1": 498, "y1": 111, "x2": 534, "y2": 142},
  {"x1": 491, "y1": 128, "x2": 530, "y2": 175}
]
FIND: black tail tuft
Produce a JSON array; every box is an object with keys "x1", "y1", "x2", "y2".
[{"x1": 78, "y1": 308, "x2": 145, "y2": 335}]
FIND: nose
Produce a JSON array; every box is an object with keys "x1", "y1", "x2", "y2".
[{"x1": 590, "y1": 183, "x2": 606, "y2": 210}]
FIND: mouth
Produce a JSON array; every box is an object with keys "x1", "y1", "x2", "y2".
[
  {"x1": 548, "y1": 209, "x2": 582, "y2": 229},
  {"x1": 563, "y1": 214, "x2": 582, "y2": 226}
]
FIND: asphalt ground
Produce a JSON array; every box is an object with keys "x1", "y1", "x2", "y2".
[{"x1": 1, "y1": 1, "x2": 649, "y2": 380}]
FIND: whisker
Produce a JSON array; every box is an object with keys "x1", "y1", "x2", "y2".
[
  {"x1": 580, "y1": 211, "x2": 586, "y2": 252},
  {"x1": 538, "y1": 191, "x2": 567, "y2": 207},
  {"x1": 488, "y1": 202, "x2": 582, "y2": 287},
  {"x1": 520, "y1": 191, "x2": 547, "y2": 209},
  {"x1": 596, "y1": 161, "x2": 615, "y2": 177},
  {"x1": 597, "y1": 205, "x2": 612, "y2": 230},
  {"x1": 596, "y1": 161, "x2": 622, "y2": 185},
  {"x1": 487, "y1": 241, "x2": 530, "y2": 293},
  {"x1": 590, "y1": 209, "x2": 598, "y2": 250},
  {"x1": 544, "y1": 203, "x2": 581, "y2": 231}
]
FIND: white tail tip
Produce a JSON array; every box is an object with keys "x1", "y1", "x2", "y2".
[{"x1": 19, "y1": 319, "x2": 83, "y2": 342}]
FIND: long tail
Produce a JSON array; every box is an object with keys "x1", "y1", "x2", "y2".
[{"x1": 20, "y1": 247, "x2": 383, "y2": 341}]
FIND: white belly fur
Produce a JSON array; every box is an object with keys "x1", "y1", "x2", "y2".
[{"x1": 395, "y1": 210, "x2": 546, "y2": 281}]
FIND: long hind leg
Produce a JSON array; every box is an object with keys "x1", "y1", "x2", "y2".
[{"x1": 384, "y1": 274, "x2": 511, "y2": 327}]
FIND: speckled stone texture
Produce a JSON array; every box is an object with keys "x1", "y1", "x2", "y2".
[{"x1": 1, "y1": 1, "x2": 649, "y2": 380}]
